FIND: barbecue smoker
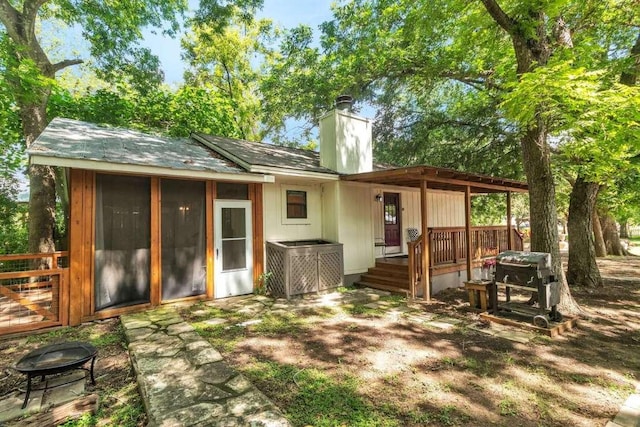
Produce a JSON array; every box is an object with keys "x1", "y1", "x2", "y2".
[{"x1": 490, "y1": 251, "x2": 563, "y2": 328}]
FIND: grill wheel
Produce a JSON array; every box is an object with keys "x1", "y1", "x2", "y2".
[{"x1": 533, "y1": 315, "x2": 549, "y2": 328}]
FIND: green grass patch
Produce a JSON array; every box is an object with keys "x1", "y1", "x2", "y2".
[
  {"x1": 179, "y1": 302, "x2": 251, "y2": 324},
  {"x1": 437, "y1": 404, "x2": 468, "y2": 425},
  {"x1": 193, "y1": 323, "x2": 246, "y2": 353},
  {"x1": 242, "y1": 360, "x2": 399, "y2": 427},
  {"x1": 499, "y1": 398, "x2": 519, "y2": 416},
  {"x1": 344, "y1": 303, "x2": 387, "y2": 317},
  {"x1": 251, "y1": 312, "x2": 307, "y2": 336}
]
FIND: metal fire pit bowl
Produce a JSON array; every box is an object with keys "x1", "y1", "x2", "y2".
[{"x1": 14, "y1": 341, "x2": 97, "y2": 409}]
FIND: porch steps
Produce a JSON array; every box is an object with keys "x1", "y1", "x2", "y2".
[{"x1": 356, "y1": 260, "x2": 411, "y2": 295}]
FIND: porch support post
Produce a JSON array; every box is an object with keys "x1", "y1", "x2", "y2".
[
  {"x1": 420, "y1": 179, "x2": 430, "y2": 302},
  {"x1": 465, "y1": 185, "x2": 473, "y2": 281},
  {"x1": 506, "y1": 191, "x2": 513, "y2": 250}
]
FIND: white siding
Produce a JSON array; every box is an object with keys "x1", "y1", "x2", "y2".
[
  {"x1": 337, "y1": 182, "x2": 375, "y2": 274},
  {"x1": 321, "y1": 182, "x2": 339, "y2": 242},
  {"x1": 262, "y1": 178, "x2": 466, "y2": 276},
  {"x1": 263, "y1": 181, "x2": 322, "y2": 242}
]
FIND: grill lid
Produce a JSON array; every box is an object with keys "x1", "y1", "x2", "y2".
[{"x1": 496, "y1": 251, "x2": 552, "y2": 270}]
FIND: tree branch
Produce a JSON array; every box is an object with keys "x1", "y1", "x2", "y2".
[
  {"x1": 0, "y1": 0, "x2": 22, "y2": 42},
  {"x1": 480, "y1": 0, "x2": 516, "y2": 35},
  {"x1": 439, "y1": 70, "x2": 502, "y2": 90},
  {"x1": 22, "y1": 0, "x2": 51, "y2": 40},
  {"x1": 52, "y1": 58, "x2": 84, "y2": 73},
  {"x1": 620, "y1": 30, "x2": 640, "y2": 86}
]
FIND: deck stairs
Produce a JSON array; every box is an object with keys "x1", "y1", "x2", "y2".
[{"x1": 356, "y1": 258, "x2": 412, "y2": 295}]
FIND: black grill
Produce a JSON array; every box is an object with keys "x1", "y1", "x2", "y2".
[{"x1": 491, "y1": 251, "x2": 562, "y2": 327}]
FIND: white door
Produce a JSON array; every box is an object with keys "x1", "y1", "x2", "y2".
[{"x1": 214, "y1": 200, "x2": 253, "y2": 298}]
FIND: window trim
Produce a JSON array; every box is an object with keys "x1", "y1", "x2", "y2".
[{"x1": 281, "y1": 185, "x2": 312, "y2": 225}]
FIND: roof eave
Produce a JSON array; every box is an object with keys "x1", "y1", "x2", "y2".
[{"x1": 29, "y1": 155, "x2": 275, "y2": 183}]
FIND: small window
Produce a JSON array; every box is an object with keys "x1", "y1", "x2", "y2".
[
  {"x1": 216, "y1": 182, "x2": 249, "y2": 200},
  {"x1": 286, "y1": 190, "x2": 307, "y2": 219}
]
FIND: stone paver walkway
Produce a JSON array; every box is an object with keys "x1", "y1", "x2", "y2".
[
  {"x1": 121, "y1": 308, "x2": 290, "y2": 427},
  {"x1": 607, "y1": 383, "x2": 640, "y2": 427}
]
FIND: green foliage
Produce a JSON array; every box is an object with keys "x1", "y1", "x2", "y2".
[
  {"x1": 47, "y1": 84, "x2": 241, "y2": 138},
  {"x1": 243, "y1": 360, "x2": 399, "y2": 426},
  {"x1": 0, "y1": 173, "x2": 28, "y2": 254},
  {"x1": 183, "y1": 11, "x2": 278, "y2": 140}
]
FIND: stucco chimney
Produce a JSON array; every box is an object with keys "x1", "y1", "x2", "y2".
[{"x1": 319, "y1": 96, "x2": 373, "y2": 174}]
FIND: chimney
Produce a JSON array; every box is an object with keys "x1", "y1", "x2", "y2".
[
  {"x1": 335, "y1": 95, "x2": 354, "y2": 111},
  {"x1": 319, "y1": 96, "x2": 373, "y2": 174}
]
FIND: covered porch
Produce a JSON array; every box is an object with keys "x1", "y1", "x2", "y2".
[{"x1": 343, "y1": 165, "x2": 528, "y2": 301}]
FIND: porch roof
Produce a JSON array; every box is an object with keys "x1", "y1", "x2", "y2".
[{"x1": 342, "y1": 165, "x2": 528, "y2": 193}]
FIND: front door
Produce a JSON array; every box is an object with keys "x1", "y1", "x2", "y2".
[
  {"x1": 384, "y1": 193, "x2": 401, "y2": 248},
  {"x1": 214, "y1": 200, "x2": 253, "y2": 298}
]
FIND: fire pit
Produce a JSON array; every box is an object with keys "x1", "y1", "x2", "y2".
[{"x1": 14, "y1": 341, "x2": 97, "y2": 409}]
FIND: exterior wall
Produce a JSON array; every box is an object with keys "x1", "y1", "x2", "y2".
[
  {"x1": 319, "y1": 109, "x2": 372, "y2": 174},
  {"x1": 263, "y1": 178, "x2": 323, "y2": 242},
  {"x1": 68, "y1": 169, "x2": 264, "y2": 325},
  {"x1": 371, "y1": 186, "x2": 465, "y2": 256},
  {"x1": 336, "y1": 182, "x2": 375, "y2": 275},
  {"x1": 321, "y1": 181, "x2": 340, "y2": 242}
]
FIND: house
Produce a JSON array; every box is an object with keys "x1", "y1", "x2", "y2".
[{"x1": 24, "y1": 100, "x2": 527, "y2": 327}]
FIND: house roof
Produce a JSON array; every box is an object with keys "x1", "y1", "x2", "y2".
[
  {"x1": 29, "y1": 118, "x2": 527, "y2": 193},
  {"x1": 343, "y1": 165, "x2": 528, "y2": 194},
  {"x1": 28, "y1": 118, "x2": 273, "y2": 183},
  {"x1": 192, "y1": 132, "x2": 339, "y2": 176}
]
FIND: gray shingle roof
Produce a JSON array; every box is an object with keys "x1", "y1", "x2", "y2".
[
  {"x1": 28, "y1": 118, "x2": 246, "y2": 175},
  {"x1": 193, "y1": 133, "x2": 339, "y2": 175}
]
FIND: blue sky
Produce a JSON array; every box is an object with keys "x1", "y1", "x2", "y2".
[{"x1": 142, "y1": 0, "x2": 335, "y2": 85}]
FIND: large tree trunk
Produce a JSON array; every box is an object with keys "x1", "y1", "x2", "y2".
[
  {"x1": 520, "y1": 124, "x2": 580, "y2": 314},
  {"x1": 592, "y1": 208, "x2": 607, "y2": 257},
  {"x1": 20, "y1": 101, "x2": 56, "y2": 258},
  {"x1": 601, "y1": 212, "x2": 628, "y2": 256},
  {"x1": 479, "y1": 0, "x2": 581, "y2": 314},
  {"x1": 567, "y1": 177, "x2": 602, "y2": 286},
  {"x1": 619, "y1": 220, "x2": 629, "y2": 239}
]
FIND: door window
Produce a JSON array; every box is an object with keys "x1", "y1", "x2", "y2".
[{"x1": 221, "y1": 207, "x2": 247, "y2": 271}]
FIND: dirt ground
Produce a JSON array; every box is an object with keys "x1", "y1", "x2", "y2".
[
  {"x1": 0, "y1": 319, "x2": 145, "y2": 426},
  {"x1": 0, "y1": 256, "x2": 638, "y2": 426},
  {"x1": 211, "y1": 256, "x2": 640, "y2": 426}
]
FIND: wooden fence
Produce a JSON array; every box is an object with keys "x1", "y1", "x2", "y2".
[{"x1": 0, "y1": 252, "x2": 69, "y2": 336}]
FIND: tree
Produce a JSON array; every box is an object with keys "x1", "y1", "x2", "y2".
[
  {"x1": 261, "y1": 0, "x2": 640, "y2": 310},
  {"x1": 182, "y1": 10, "x2": 278, "y2": 141},
  {"x1": 0, "y1": 0, "x2": 262, "y2": 256}
]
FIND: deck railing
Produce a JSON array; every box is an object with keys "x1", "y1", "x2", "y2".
[
  {"x1": 0, "y1": 252, "x2": 69, "y2": 335},
  {"x1": 407, "y1": 235, "x2": 424, "y2": 299},
  {"x1": 430, "y1": 226, "x2": 523, "y2": 267},
  {"x1": 408, "y1": 226, "x2": 523, "y2": 295}
]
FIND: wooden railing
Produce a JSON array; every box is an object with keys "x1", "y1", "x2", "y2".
[
  {"x1": 0, "y1": 252, "x2": 69, "y2": 335},
  {"x1": 429, "y1": 226, "x2": 523, "y2": 267},
  {"x1": 407, "y1": 235, "x2": 423, "y2": 299},
  {"x1": 407, "y1": 226, "x2": 523, "y2": 295}
]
